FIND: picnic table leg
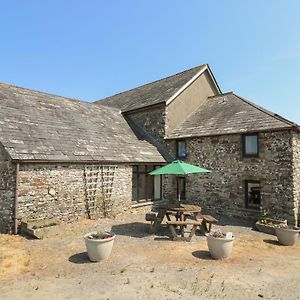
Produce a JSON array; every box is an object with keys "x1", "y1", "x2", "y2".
[
  {"x1": 168, "y1": 224, "x2": 178, "y2": 240},
  {"x1": 149, "y1": 208, "x2": 166, "y2": 234},
  {"x1": 200, "y1": 220, "x2": 208, "y2": 233},
  {"x1": 188, "y1": 224, "x2": 198, "y2": 241},
  {"x1": 166, "y1": 212, "x2": 172, "y2": 221},
  {"x1": 180, "y1": 225, "x2": 185, "y2": 237},
  {"x1": 208, "y1": 222, "x2": 212, "y2": 232},
  {"x1": 194, "y1": 212, "x2": 201, "y2": 220}
]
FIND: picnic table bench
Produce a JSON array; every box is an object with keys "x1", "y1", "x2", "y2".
[
  {"x1": 149, "y1": 204, "x2": 201, "y2": 234},
  {"x1": 146, "y1": 204, "x2": 218, "y2": 238},
  {"x1": 199, "y1": 215, "x2": 218, "y2": 233},
  {"x1": 166, "y1": 220, "x2": 201, "y2": 241}
]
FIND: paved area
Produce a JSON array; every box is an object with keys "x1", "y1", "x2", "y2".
[{"x1": 0, "y1": 210, "x2": 299, "y2": 299}]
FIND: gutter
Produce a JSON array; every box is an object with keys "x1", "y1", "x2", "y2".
[
  {"x1": 14, "y1": 162, "x2": 19, "y2": 235},
  {"x1": 164, "y1": 126, "x2": 296, "y2": 140}
]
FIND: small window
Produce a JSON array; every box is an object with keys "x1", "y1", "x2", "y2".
[
  {"x1": 245, "y1": 180, "x2": 261, "y2": 209},
  {"x1": 177, "y1": 140, "x2": 186, "y2": 158},
  {"x1": 243, "y1": 133, "x2": 259, "y2": 157}
]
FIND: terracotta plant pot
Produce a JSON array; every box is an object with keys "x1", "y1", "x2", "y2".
[
  {"x1": 206, "y1": 234, "x2": 234, "y2": 259},
  {"x1": 275, "y1": 227, "x2": 299, "y2": 246},
  {"x1": 84, "y1": 231, "x2": 116, "y2": 262}
]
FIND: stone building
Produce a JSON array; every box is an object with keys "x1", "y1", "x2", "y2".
[
  {"x1": 0, "y1": 84, "x2": 169, "y2": 233},
  {"x1": 98, "y1": 65, "x2": 300, "y2": 225},
  {"x1": 0, "y1": 64, "x2": 299, "y2": 233}
]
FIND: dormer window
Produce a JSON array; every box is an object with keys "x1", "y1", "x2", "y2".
[
  {"x1": 177, "y1": 140, "x2": 186, "y2": 158},
  {"x1": 243, "y1": 133, "x2": 259, "y2": 157}
]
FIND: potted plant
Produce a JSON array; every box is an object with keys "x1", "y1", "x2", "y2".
[
  {"x1": 275, "y1": 223, "x2": 299, "y2": 246},
  {"x1": 205, "y1": 230, "x2": 234, "y2": 259},
  {"x1": 84, "y1": 231, "x2": 116, "y2": 262},
  {"x1": 255, "y1": 210, "x2": 287, "y2": 235}
]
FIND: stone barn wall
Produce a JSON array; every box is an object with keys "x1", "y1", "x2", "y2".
[
  {"x1": 292, "y1": 131, "x2": 300, "y2": 225},
  {"x1": 0, "y1": 146, "x2": 16, "y2": 233},
  {"x1": 16, "y1": 163, "x2": 132, "y2": 229},
  {"x1": 181, "y1": 130, "x2": 297, "y2": 223},
  {"x1": 126, "y1": 104, "x2": 166, "y2": 146},
  {"x1": 126, "y1": 106, "x2": 179, "y2": 201}
]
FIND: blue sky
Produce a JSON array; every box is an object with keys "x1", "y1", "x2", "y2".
[{"x1": 1, "y1": 0, "x2": 300, "y2": 123}]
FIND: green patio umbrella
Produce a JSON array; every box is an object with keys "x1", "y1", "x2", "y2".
[{"x1": 149, "y1": 160, "x2": 211, "y2": 200}]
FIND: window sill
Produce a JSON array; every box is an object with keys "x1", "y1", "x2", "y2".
[
  {"x1": 238, "y1": 207, "x2": 262, "y2": 213},
  {"x1": 131, "y1": 199, "x2": 164, "y2": 208}
]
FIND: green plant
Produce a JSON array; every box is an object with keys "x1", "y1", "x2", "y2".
[
  {"x1": 87, "y1": 231, "x2": 113, "y2": 240},
  {"x1": 259, "y1": 210, "x2": 271, "y2": 224}
]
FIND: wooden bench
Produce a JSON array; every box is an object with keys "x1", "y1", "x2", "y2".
[
  {"x1": 166, "y1": 220, "x2": 201, "y2": 241},
  {"x1": 199, "y1": 215, "x2": 218, "y2": 233},
  {"x1": 145, "y1": 213, "x2": 158, "y2": 225}
]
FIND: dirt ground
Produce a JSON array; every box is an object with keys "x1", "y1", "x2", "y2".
[{"x1": 0, "y1": 210, "x2": 299, "y2": 300}]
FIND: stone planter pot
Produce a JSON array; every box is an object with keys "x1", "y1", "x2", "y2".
[
  {"x1": 206, "y1": 234, "x2": 234, "y2": 259},
  {"x1": 255, "y1": 218, "x2": 287, "y2": 235},
  {"x1": 84, "y1": 231, "x2": 116, "y2": 262},
  {"x1": 21, "y1": 218, "x2": 59, "y2": 239},
  {"x1": 275, "y1": 227, "x2": 299, "y2": 246}
]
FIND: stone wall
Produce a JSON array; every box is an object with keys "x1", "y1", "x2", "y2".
[
  {"x1": 125, "y1": 105, "x2": 178, "y2": 201},
  {"x1": 126, "y1": 104, "x2": 166, "y2": 146},
  {"x1": 176, "y1": 130, "x2": 297, "y2": 223},
  {"x1": 16, "y1": 163, "x2": 132, "y2": 228},
  {"x1": 0, "y1": 145, "x2": 16, "y2": 233},
  {"x1": 292, "y1": 131, "x2": 300, "y2": 225}
]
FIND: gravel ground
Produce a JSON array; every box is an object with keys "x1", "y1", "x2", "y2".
[{"x1": 0, "y1": 210, "x2": 299, "y2": 300}]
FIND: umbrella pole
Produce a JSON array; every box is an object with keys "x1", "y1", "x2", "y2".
[{"x1": 177, "y1": 176, "x2": 181, "y2": 202}]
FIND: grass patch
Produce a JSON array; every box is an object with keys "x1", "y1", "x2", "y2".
[{"x1": 0, "y1": 234, "x2": 30, "y2": 279}]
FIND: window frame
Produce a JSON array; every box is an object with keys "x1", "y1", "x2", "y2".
[
  {"x1": 176, "y1": 139, "x2": 187, "y2": 159},
  {"x1": 132, "y1": 165, "x2": 162, "y2": 203},
  {"x1": 242, "y1": 133, "x2": 259, "y2": 158},
  {"x1": 245, "y1": 180, "x2": 261, "y2": 210}
]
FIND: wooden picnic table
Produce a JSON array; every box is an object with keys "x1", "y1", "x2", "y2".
[{"x1": 149, "y1": 203, "x2": 202, "y2": 234}]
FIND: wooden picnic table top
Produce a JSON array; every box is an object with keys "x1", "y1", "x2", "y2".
[{"x1": 160, "y1": 203, "x2": 201, "y2": 213}]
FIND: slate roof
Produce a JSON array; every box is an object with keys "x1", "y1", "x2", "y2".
[
  {"x1": 167, "y1": 92, "x2": 300, "y2": 139},
  {"x1": 96, "y1": 64, "x2": 207, "y2": 112},
  {"x1": 0, "y1": 83, "x2": 166, "y2": 163}
]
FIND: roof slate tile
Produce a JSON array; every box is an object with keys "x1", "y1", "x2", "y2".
[
  {"x1": 167, "y1": 93, "x2": 299, "y2": 139},
  {"x1": 0, "y1": 83, "x2": 166, "y2": 163},
  {"x1": 95, "y1": 65, "x2": 206, "y2": 112}
]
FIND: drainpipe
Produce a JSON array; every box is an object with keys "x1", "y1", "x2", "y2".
[{"x1": 14, "y1": 162, "x2": 20, "y2": 235}]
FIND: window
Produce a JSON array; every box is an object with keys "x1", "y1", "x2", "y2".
[
  {"x1": 177, "y1": 140, "x2": 186, "y2": 158},
  {"x1": 245, "y1": 180, "x2": 261, "y2": 209},
  {"x1": 243, "y1": 133, "x2": 259, "y2": 157},
  {"x1": 132, "y1": 165, "x2": 162, "y2": 203}
]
